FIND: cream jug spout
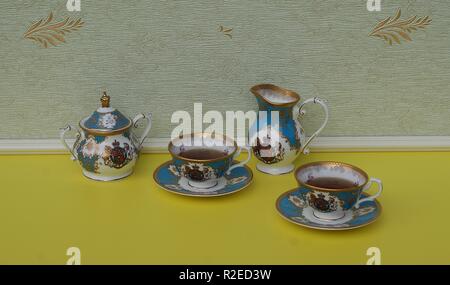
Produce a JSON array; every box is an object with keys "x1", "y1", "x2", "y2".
[{"x1": 250, "y1": 84, "x2": 300, "y2": 107}]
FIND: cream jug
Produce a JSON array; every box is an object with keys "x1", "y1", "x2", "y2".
[{"x1": 249, "y1": 84, "x2": 328, "y2": 175}]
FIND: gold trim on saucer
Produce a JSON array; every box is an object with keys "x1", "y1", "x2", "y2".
[
  {"x1": 275, "y1": 188, "x2": 382, "y2": 231},
  {"x1": 152, "y1": 160, "x2": 253, "y2": 198},
  {"x1": 294, "y1": 161, "x2": 370, "y2": 192},
  {"x1": 250, "y1": 84, "x2": 300, "y2": 107}
]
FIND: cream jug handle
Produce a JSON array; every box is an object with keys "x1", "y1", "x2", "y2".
[
  {"x1": 59, "y1": 125, "x2": 82, "y2": 161},
  {"x1": 132, "y1": 112, "x2": 152, "y2": 150},
  {"x1": 295, "y1": 97, "x2": 329, "y2": 154},
  {"x1": 355, "y1": 178, "x2": 383, "y2": 209},
  {"x1": 226, "y1": 146, "x2": 252, "y2": 175}
]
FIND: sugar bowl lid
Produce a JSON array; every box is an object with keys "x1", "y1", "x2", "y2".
[{"x1": 79, "y1": 92, "x2": 132, "y2": 134}]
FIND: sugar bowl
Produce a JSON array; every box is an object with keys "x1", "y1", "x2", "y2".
[{"x1": 60, "y1": 92, "x2": 152, "y2": 181}]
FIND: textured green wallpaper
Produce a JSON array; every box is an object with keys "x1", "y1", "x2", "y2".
[{"x1": 0, "y1": 0, "x2": 448, "y2": 139}]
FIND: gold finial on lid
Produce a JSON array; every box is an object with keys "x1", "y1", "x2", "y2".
[{"x1": 101, "y1": 91, "x2": 110, "y2": 108}]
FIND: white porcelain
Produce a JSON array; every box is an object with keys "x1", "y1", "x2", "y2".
[
  {"x1": 153, "y1": 160, "x2": 253, "y2": 197},
  {"x1": 249, "y1": 84, "x2": 329, "y2": 175},
  {"x1": 277, "y1": 189, "x2": 382, "y2": 230},
  {"x1": 295, "y1": 161, "x2": 383, "y2": 220},
  {"x1": 60, "y1": 92, "x2": 152, "y2": 181},
  {"x1": 168, "y1": 133, "x2": 251, "y2": 189}
]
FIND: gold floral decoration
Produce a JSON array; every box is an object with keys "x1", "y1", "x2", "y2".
[
  {"x1": 24, "y1": 12, "x2": 84, "y2": 48},
  {"x1": 369, "y1": 8, "x2": 431, "y2": 45},
  {"x1": 219, "y1": 25, "x2": 232, "y2": 39}
]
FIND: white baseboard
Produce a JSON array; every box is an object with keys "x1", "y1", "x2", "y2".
[{"x1": 1, "y1": 136, "x2": 450, "y2": 154}]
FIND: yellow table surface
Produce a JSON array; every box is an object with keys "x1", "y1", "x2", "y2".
[{"x1": 1, "y1": 152, "x2": 449, "y2": 265}]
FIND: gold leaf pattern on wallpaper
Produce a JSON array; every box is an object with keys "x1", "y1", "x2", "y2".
[
  {"x1": 369, "y1": 8, "x2": 431, "y2": 45},
  {"x1": 24, "y1": 12, "x2": 84, "y2": 48},
  {"x1": 219, "y1": 25, "x2": 233, "y2": 39}
]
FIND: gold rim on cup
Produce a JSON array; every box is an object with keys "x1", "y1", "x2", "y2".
[
  {"x1": 168, "y1": 132, "x2": 239, "y2": 163},
  {"x1": 294, "y1": 161, "x2": 370, "y2": 192}
]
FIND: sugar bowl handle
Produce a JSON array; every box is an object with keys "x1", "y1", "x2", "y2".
[
  {"x1": 355, "y1": 178, "x2": 383, "y2": 209},
  {"x1": 59, "y1": 125, "x2": 82, "y2": 161},
  {"x1": 226, "y1": 146, "x2": 252, "y2": 175},
  {"x1": 132, "y1": 113, "x2": 152, "y2": 150},
  {"x1": 295, "y1": 97, "x2": 329, "y2": 155}
]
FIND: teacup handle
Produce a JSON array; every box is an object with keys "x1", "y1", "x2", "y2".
[
  {"x1": 132, "y1": 112, "x2": 152, "y2": 150},
  {"x1": 59, "y1": 125, "x2": 83, "y2": 161},
  {"x1": 294, "y1": 97, "x2": 329, "y2": 155},
  {"x1": 226, "y1": 146, "x2": 252, "y2": 175},
  {"x1": 355, "y1": 178, "x2": 383, "y2": 209}
]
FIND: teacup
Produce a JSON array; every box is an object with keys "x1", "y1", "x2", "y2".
[
  {"x1": 168, "y1": 133, "x2": 251, "y2": 189},
  {"x1": 294, "y1": 161, "x2": 383, "y2": 220}
]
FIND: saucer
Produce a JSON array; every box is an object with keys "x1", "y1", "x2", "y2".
[
  {"x1": 276, "y1": 189, "x2": 382, "y2": 230},
  {"x1": 153, "y1": 161, "x2": 253, "y2": 197}
]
